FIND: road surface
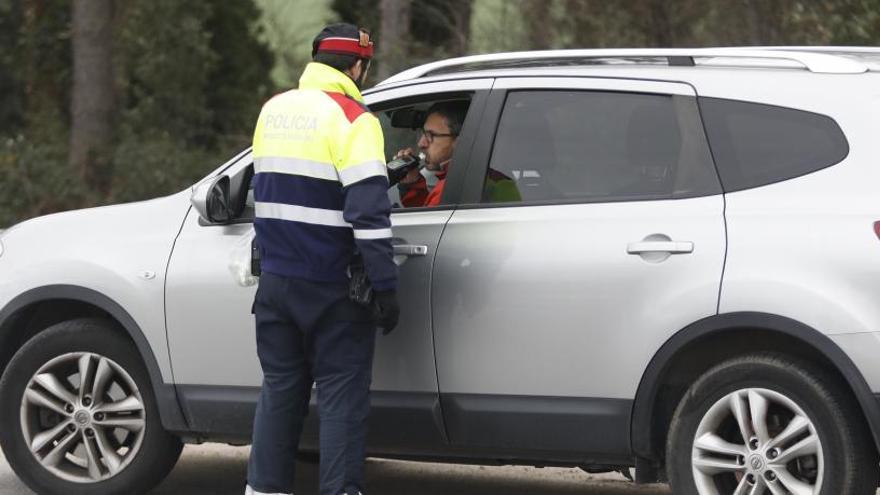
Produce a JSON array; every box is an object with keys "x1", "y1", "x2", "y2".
[{"x1": 0, "y1": 443, "x2": 672, "y2": 494}]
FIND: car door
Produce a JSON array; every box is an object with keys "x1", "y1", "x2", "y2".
[
  {"x1": 354, "y1": 78, "x2": 492, "y2": 450},
  {"x1": 164, "y1": 152, "x2": 265, "y2": 437},
  {"x1": 431, "y1": 77, "x2": 727, "y2": 458},
  {"x1": 164, "y1": 79, "x2": 493, "y2": 451}
]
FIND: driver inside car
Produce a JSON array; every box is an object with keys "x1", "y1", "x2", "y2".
[{"x1": 394, "y1": 101, "x2": 520, "y2": 207}]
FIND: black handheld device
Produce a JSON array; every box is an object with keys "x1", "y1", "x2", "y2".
[{"x1": 386, "y1": 153, "x2": 423, "y2": 186}]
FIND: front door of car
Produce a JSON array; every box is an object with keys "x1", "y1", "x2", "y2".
[
  {"x1": 356, "y1": 78, "x2": 492, "y2": 449},
  {"x1": 164, "y1": 79, "x2": 492, "y2": 450},
  {"x1": 431, "y1": 78, "x2": 727, "y2": 458},
  {"x1": 164, "y1": 153, "x2": 265, "y2": 437}
]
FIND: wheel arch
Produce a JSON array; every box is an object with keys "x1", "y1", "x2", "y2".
[
  {"x1": 631, "y1": 312, "x2": 880, "y2": 465},
  {"x1": 0, "y1": 285, "x2": 188, "y2": 432}
]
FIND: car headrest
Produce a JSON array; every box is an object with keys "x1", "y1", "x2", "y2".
[{"x1": 626, "y1": 102, "x2": 682, "y2": 175}]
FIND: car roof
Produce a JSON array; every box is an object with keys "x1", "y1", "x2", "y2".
[{"x1": 372, "y1": 47, "x2": 880, "y2": 91}]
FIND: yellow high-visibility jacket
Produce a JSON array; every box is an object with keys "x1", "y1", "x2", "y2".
[{"x1": 252, "y1": 62, "x2": 396, "y2": 290}]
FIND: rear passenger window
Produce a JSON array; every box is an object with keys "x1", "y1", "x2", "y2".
[
  {"x1": 699, "y1": 98, "x2": 849, "y2": 192},
  {"x1": 482, "y1": 90, "x2": 720, "y2": 205}
]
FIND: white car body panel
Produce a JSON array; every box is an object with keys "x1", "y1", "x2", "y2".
[{"x1": 0, "y1": 191, "x2": 191, "y2": 382}]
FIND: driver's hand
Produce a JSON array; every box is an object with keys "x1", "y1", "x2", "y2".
[
  {"x1": 394, "y1": 148, "x2": 421, "y2": 186},
  {"x1": 399, "y1": 167, "x2": 422, "y2": 185},
  {"x1": 394, "y1": 148, "x2": 416, "y2": 160}
]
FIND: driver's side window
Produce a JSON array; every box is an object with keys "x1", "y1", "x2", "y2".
[
  {"x1": 377, "y1": 98, "x2": 472, "y2": 210},
  {"x1": 244, "y1": 95, "x2": 476, "y2": 216}
]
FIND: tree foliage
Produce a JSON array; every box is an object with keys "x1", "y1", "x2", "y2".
[
  {"x1": 255, "y1": 0, "x2": 338, "y2": 89},
  {"x1": 331, "y1": 0, "x2": 472, "y2": 79},
  {"x1": 0, "y1": 0, "x2": 274, "y2": 225},
  {"x1": 70, "y1": 0, "x2": 115, "y2": 193},
  {"x1": 206, "y1": 0, "x2": 275, "y2": 142},
  {"x1": 828, "y1": 0, "x2": 880, "y2": 44},
  {"x1": 2, "y1": 0, "x2": 880, "y2": 227},
  {"x1": 0, "y1": 0, "x2": 24, "y2": 133},
  {"x1": 117, "y1": 0, "x2": 216, "y2": 145}
]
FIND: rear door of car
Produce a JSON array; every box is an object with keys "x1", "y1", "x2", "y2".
[{"x1": 431, "y1": 77, "x2": 727, "y2": 459}]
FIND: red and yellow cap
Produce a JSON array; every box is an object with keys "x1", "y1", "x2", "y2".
[{"x1": 313, "y1": 23, "x2": 374, "y2": 60}]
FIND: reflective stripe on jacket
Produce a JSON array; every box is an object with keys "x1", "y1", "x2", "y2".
[{"x1": 252, "y1": 62, "x2": 397, "y2": 290}]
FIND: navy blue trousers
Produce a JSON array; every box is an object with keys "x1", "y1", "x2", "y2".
[{"x1": 247, "y1": 272, "x2": 376, "y2": 495}]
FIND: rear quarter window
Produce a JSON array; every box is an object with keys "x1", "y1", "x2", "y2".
[{"x1": 699, "y1": 97, "x2": 849, "y2": 192}]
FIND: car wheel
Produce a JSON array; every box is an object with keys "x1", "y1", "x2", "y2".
[
  {"x1": 0, "y1": 318, "x2": 183, "y2": 495},
  {"x1": 666, "y1": 353, "x2": 878, "y2": 495}
]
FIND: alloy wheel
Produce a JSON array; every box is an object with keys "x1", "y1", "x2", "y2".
[
  {"x1": 692, "y1": 387, "x2": 823, "y2": 495},
  {"x1": 19, "y1": 352, "x2": 147, "y2": 483}
]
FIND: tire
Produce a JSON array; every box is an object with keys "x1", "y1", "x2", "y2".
[
  {"x1": 666, "y1": 353, "x2": 878, "y2": 495},
  {"x1": 0, "y1": 318, "x2": 183, "y2": 495}
]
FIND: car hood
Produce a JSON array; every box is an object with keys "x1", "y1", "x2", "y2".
[{"x1": 0, "y1": 190, "x2": 192, "y2": 270}]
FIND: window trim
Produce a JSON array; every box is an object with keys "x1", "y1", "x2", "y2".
[{"x1": 492, "y1": 76, "x2": 696, "y2": 95}]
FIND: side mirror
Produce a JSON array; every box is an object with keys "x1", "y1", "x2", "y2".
[{"x1": 191, "y1": 175, "x2": 233, "y2": 224}]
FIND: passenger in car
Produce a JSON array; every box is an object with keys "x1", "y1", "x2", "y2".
[{"x1": 394, "y1": 101, "x2": 520, "y2": 207}]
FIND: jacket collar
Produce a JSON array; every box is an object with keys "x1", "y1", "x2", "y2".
[
  {"x1": 435, "y1": 159, "x2": 452, "y2": 180},
  {"x1": 298, "y1": 62, "x2": 365, "y2": 103}
]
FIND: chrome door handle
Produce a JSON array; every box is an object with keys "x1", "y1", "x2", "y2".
[
  {"x1": 627, "y1": 241, "x2": 694, "y2": 254},
  {"x1": 393, "y1": 244, "x2": 428, "y2": 257}
]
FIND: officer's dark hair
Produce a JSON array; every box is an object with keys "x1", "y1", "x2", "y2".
[
  {"x1": 426, "y1": 100, "x2": 470, "y2": 137},
  {"x1": 311, "y1": 22, "x2": 367, "y2": 74},
  {"x1": 313, "y1": 52, "x2": 359, "y2": 73}
]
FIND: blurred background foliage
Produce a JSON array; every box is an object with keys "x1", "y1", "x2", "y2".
[{"x1": 0, "y1": 0, "x2": 878, "y2": 226}]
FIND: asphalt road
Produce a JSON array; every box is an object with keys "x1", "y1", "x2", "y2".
[{"x1": 0, "y1": 443, "x2": 672, "y2": 495}]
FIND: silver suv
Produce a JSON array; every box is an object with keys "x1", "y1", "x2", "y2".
[{"x1": 2, "y1": 47, "x2": 880, "y2": 495}]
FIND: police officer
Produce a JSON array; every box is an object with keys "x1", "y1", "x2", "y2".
[{"x1": 245, "y1": 23, "x2": 398, "y2": 495}]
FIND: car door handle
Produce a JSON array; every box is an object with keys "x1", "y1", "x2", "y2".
[
  {"x1": 627, "y1": 241, "x2": 694, "y2": 254},
  {"x1": 393, "y1": 244, "x2": 428, "y2": 257}
]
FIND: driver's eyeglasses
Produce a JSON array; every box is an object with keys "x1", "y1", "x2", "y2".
[{"x1": 417, "y1": 128, "x2": 457, "y2": 144}]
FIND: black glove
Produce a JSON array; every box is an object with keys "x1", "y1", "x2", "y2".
[{"x1": 372, "y1": 290, "x2": 400, "y2": 335}]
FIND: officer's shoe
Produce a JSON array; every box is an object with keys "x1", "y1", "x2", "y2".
[{"x1": 244, "y1": 485, "x2": 292, "y2": 495}]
